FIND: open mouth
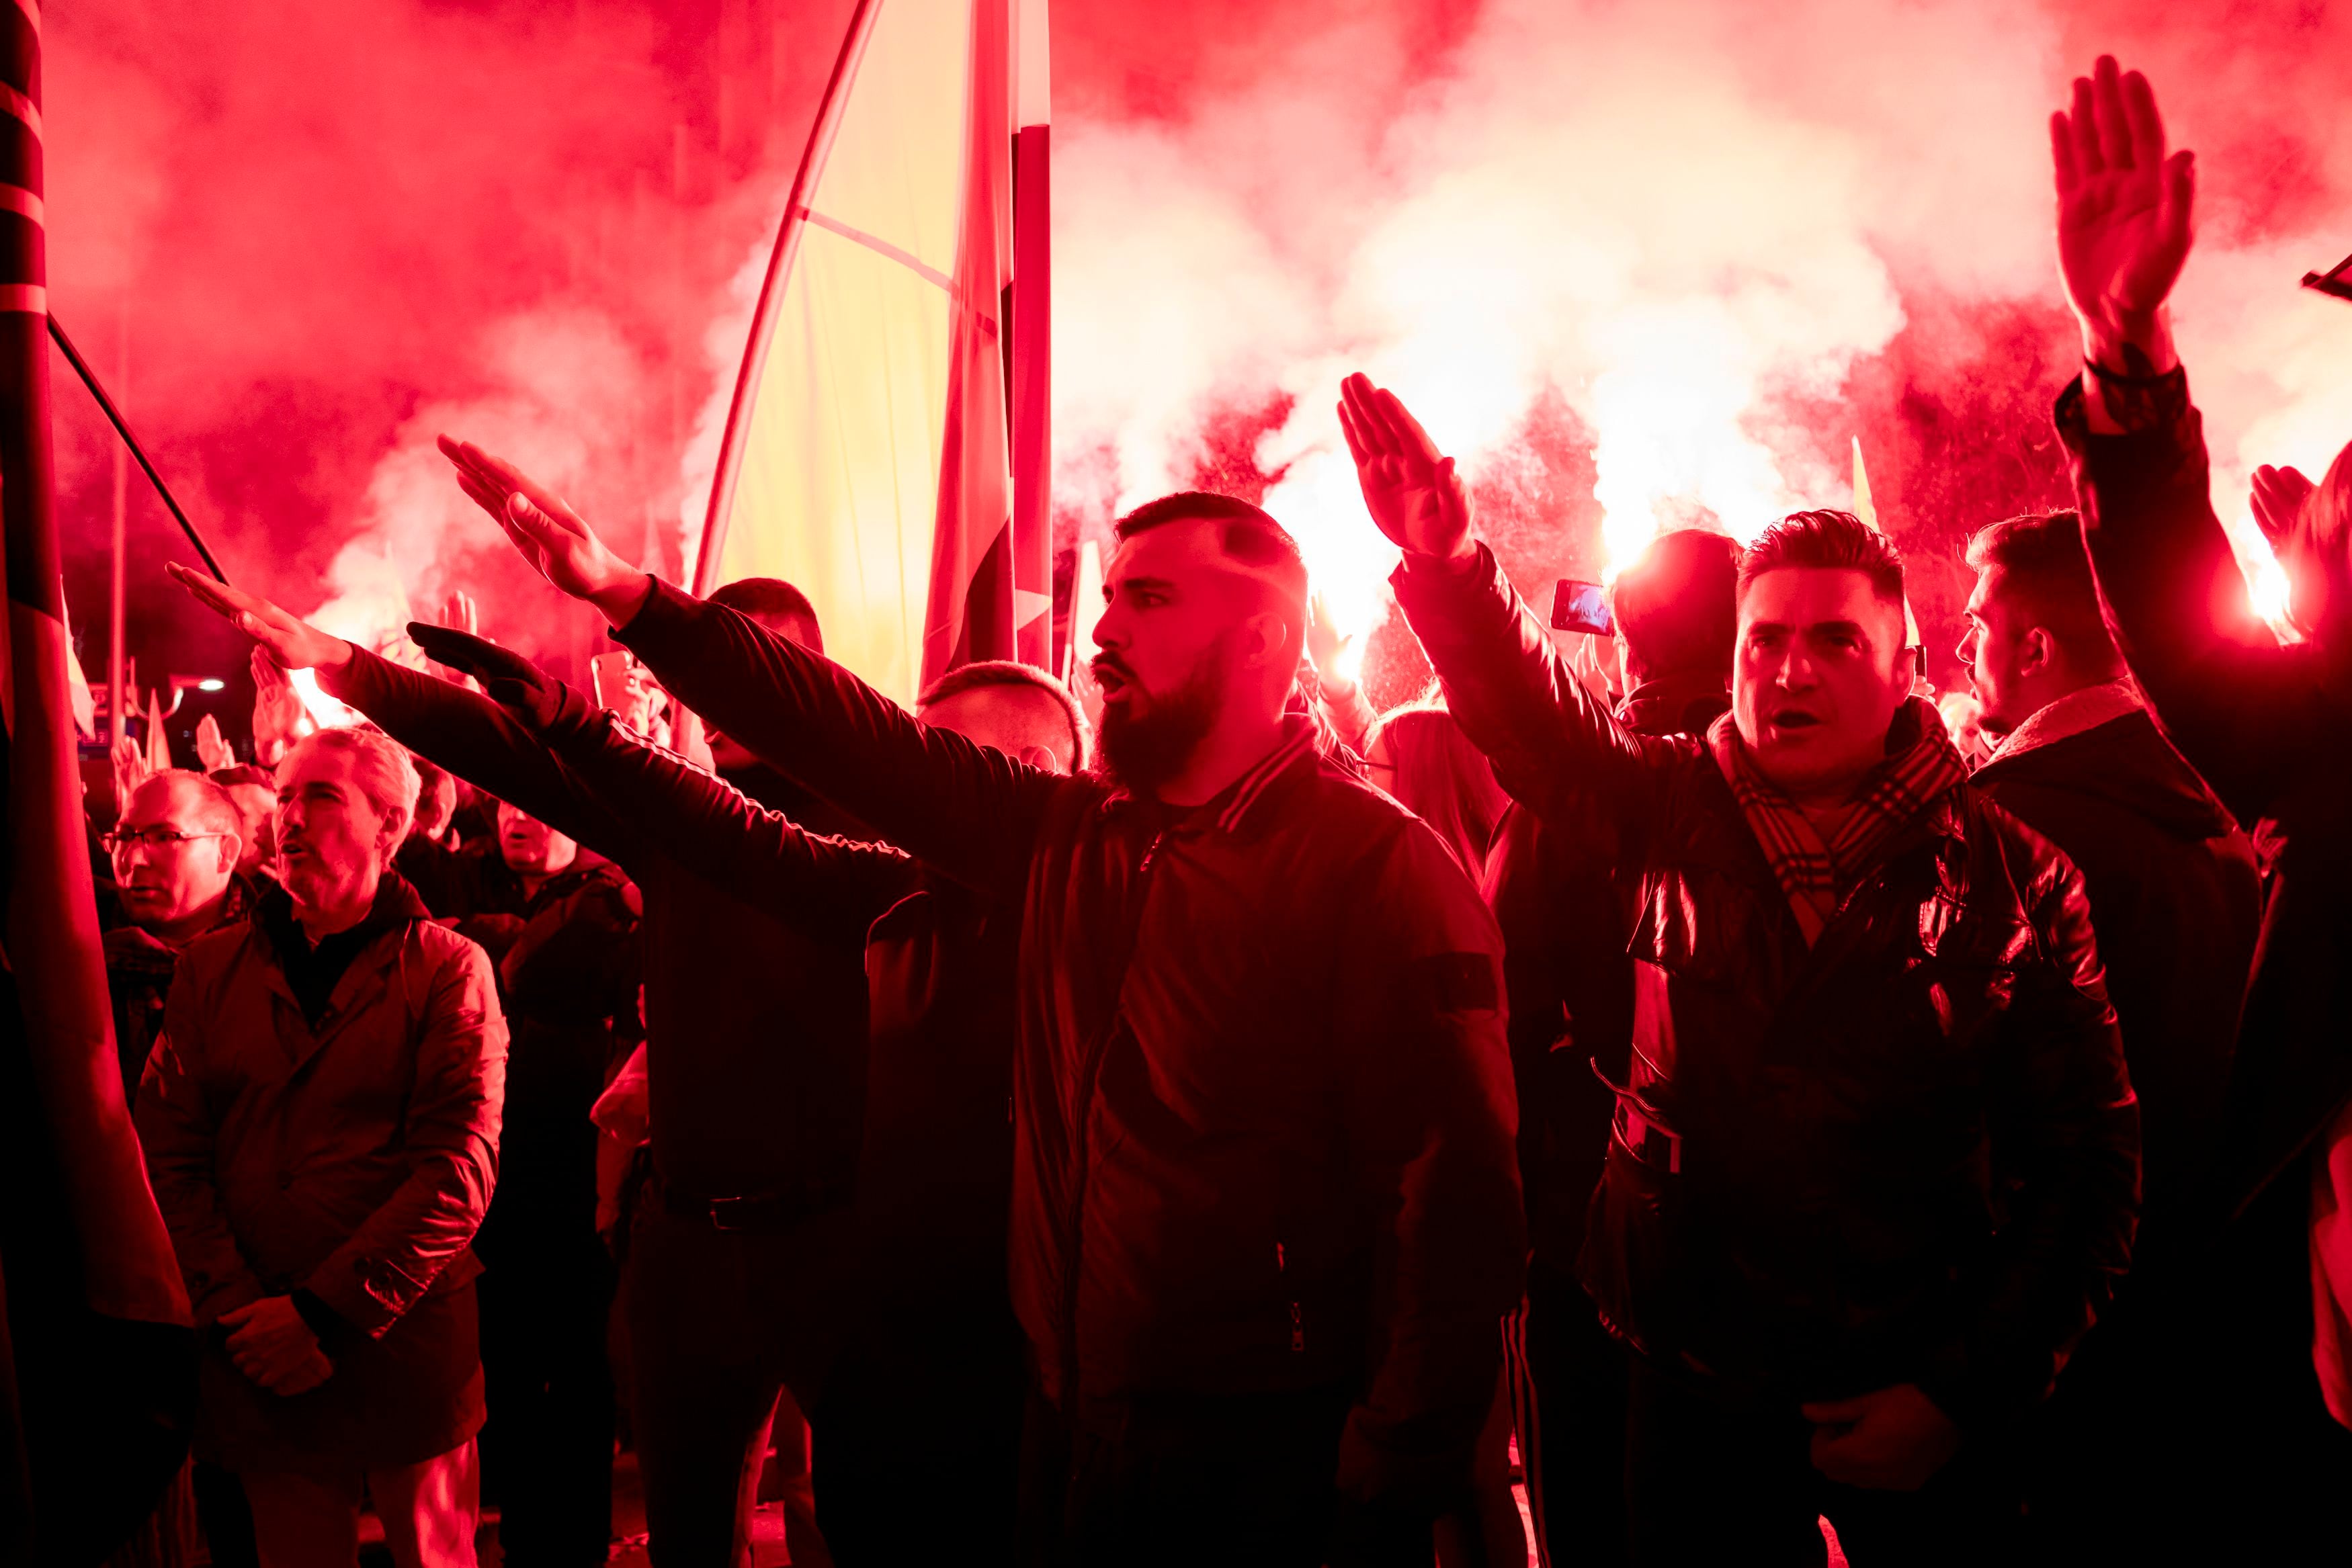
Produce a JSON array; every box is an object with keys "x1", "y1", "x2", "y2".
[
  {"x1": 1091, "y1": 662, "x2": 1131, "y2": 701},
  {"x1": 1770, "y1": 708, "x2": 1822, "y2": 731}
]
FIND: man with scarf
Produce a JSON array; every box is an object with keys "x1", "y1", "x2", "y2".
[{"x1": 1341, "y1": 376, "x2": 2138, "y2": 1566}]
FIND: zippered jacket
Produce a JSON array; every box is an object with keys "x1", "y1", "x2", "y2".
[
  {"x1": 613, "y1": 578, "x2": 1525, "y2": 1502},
  {"x1": 1392, "y1": 546, "x2": 2138, "y2": 1432}
]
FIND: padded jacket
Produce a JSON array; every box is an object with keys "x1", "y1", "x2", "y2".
[
  {"x1": 1395, "y1": 546, "x2": 2139, "y2": 1431},
  {"x1": 614, "y1": 579, "x2": 1526, "y2": 1502}
]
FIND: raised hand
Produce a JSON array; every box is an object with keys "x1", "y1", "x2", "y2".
[
  {"x1": 193, "y1": 713, "x2": 236, "y2": 774},
  {"x1": 407, "y1": 622, "x2": 571, "y2": 733},
  {"x1": 437, "y1": 437, "x2": 653, "y2": 624},
  {"x1": 111, "y1": 732, "x2": 152, "y2": 809},
  {"x1": 249, "y1": 648, "x2": 310, "y2": 765},
  {"x1": 2251, "y1": 464, "x2": 2317, "y2": 547},
  {"x1": 1305, "y1": 592, "x2": 1357, "y2": 697},
  {"x1": 2051, "y1": 55, "x2": 2193, "y2": 369},
  {"x1": 169, "y1": 564, "x2": 351, "y2": 674},
  {"x1": 1337, "y1": 373, "x2": 1474, "y2": 564},
  {"x1": 439, "y1": 589, "x2": 481, "y2": 639}
]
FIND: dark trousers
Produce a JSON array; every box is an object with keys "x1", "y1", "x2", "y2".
[
  {"x1": 1519, "y1": 1260, "x2": 1627, "y2": 1568},
  {"x1": 1623, "y1": 1354, "x2": 2018, "y2": 1568},
  {"x1": 621, "y1": 1197, "x2": 856, "y2": 1568},
  {"x1": 1020, "y1": 1383, "x2": 1397, "y2": 1568},
  {"x1": 476, "y1": 1226, "x2": 616, "y2": 1567},
  {"x1": 812, "y1": 1290, "x2": 1027, "y2": 1565}
]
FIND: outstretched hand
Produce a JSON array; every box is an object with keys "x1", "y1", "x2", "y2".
[
  {"x1": 2251, "y1": 464, "x2": 2317, "y2": 547},
  {"x1": 407, "y1": 623, "x2": 571, "y2": 734},
  {"x1": 169, "y1": 564, "x2": 351, "y2": 673},
  {"x1": 437, "y1": 437, "x2": 652, "y2": 625},
  {"x1": 1337, "y1": 374, "x2": 1474, "y2": 564},
  {"x1": 2052, "y1": 54, "x2": 2193, "y2": 368},
  {"x1": 1305, "y1": 592, "x2": 1357, "y2": 697}
]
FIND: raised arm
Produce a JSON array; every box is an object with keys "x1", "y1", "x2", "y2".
[
  {"x1": 1329, "y1": 821, "x2": 1525, "y2": 1520},
  {"x1": 2048, "y1": 56, "x2": 2335, "y2": 818},
  {"x1": 1920, "y1": 852, "x2": 2138, "y2": 1434},
  {"x1": 407, "y1": 623, "x2": 925, "y2": 937},
  {"x1": 1339, "y1": 374, "x2": 1682, "y2": 840},
  {"x1": 302, "y1": 937, "x2": 507, "y2": 1337},
  {"x1": 167, "y1": 565, "x2": 641, "y2": 863},
  {"x1": 435, "y1": 437, "x2": 1063, "y2": 900}
]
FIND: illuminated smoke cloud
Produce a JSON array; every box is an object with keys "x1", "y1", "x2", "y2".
[{"x1": 1052, "y1": 0, "x2": 2352, "y2": 669}]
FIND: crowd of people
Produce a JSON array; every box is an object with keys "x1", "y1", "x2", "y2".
[{"x1": 81, "y1": 52, "x2": 2352, "y2": 1568}]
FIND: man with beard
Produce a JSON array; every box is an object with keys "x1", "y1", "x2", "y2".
[
  {"x1": 1341, "y1": 375, "x2": 2136, "y2": 1564},
  {"x1": 171, "y1": 562, "x2": 866, "y2": 1568},
  {"x1": 431, "y1": 435, "x2": 1525, "y2": 1568}
]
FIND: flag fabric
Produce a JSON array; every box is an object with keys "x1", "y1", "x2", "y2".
[
  {"x1": 0, "y1": 5, "x2": 196, "y2": 1560},
  {"x1": 694, "y1": 0, "x2": 1052, "y2": 708}
]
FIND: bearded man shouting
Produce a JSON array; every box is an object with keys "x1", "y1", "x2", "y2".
[{"x1": 434, "y1": 439, "x2": 1525, "y2": 1568}]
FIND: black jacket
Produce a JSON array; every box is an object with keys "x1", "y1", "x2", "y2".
[
  {"x1": 441, "y1": 843, "x2": 641, "y2": 1248},
  {"x1": 1394, "y1": 545, "x2": 2138, "y2": 1430},
  {"x1": 614, "y1": 578, "x2": 1525, "y2": 1503},
  {"x1": 2058, "y1": 374, "x2": 2352, "y2": 1212},
  {"x1": 512, "y1": 690, "x2": 1022, "y2": 1317},
  {"x1": 1972, "y1": 707, "x2": 2258, "y2": 1266},
  {"x1": 1483, "y1": 668, "x2": 1728, "y2": 1272},
  {"x1": 322, "y1": 650, "x2": 868, "y2": 1207}
]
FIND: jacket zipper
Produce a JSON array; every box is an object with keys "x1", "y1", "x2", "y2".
[{"x1": 1058, "y1": 828, "x2": 1168, "y2": 1401}]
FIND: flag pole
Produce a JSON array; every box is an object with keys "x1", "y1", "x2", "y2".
[
  {"x1": 1011, "y1": 0, "x2": 1052, "y2": 672},
  {"x1": 108, "y1": 304, "x2": 126, "y2": 746},
  {"x1": 46, "y1": 314, "x2": 227, "y2": 582}
]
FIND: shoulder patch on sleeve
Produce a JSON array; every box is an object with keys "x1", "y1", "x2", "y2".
[{"x1": 1414, "y1": 951, "x2": 1499, "y2": 1013}]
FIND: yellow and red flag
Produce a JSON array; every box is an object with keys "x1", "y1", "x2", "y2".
[{"x1": 695, "y1": 0, "x2": 1052, "y2": 706}]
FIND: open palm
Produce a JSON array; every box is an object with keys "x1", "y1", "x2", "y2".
[
  {"x1": 437, "y1": 437, "x2": 638, "y2": 608},
  {"x1": 1337, "y1": 373, "x2": 1473, "y2": 560},
  {"x1": 2052, "y1": 56, "x2": 2193, "y2": 336}
]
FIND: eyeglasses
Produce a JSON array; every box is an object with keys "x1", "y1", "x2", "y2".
[{"x1": 103, "y1": 826, "x2": 231, "y2": 856}]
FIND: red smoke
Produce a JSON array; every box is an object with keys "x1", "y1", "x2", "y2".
[{"x1": 45, "y1": 0, "x2": 2352, "y2": 727}]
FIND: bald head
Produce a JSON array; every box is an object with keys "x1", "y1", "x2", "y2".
[{"x1": 112, "y1": 771, "x2": 244, "y2": 942}]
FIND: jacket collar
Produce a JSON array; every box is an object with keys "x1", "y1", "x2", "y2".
[
  {"x1": 1984, "y1": 679, "x2": 2144, "y2": 766},
  {"x1": 1618, "y1": 668, "x2": 1731, "y2": 738},
  {"x1": 1098, "y1": 714, "x2": 1323, "y2": 837}
]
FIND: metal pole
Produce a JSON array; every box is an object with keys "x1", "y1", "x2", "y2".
[
  {"x1": 108, "y1": 302, "x2": 126, "y2": 746},
  {"x1": 44, "y1": 314, "x2": 227, "y2": 582}
]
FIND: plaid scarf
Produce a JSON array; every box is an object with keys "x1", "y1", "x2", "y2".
[{"x1": 1708, "y1": 696, "x2": 1968, "y2": 945}]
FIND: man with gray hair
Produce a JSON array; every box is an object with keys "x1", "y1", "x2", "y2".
[{"x1": 138, "y1": 725, "x2": 508, "y2": 1568}]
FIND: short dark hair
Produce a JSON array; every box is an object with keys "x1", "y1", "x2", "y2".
[
  {"x1": 917, "y1": 659, "x2": 1091, "y2": 771},
  {"x1": 1113, "y1": 492, "x2": 1309, "y2": 602},
  {"x1": 710, "y1": 576, "x2": 823, "y2": 652},
  {"x1": 1966, "y1": 510, "x2": 2120, "y2": 666},
  {"x1": 209, "y1": 764, "x2": 274, "y2": 791},
  {"x1": 1738, "y1": 509, "x2": 1905, "y2": 608},
  {"x1": 1611, "y1": 529, "x2": 1740, "y2": 677}
]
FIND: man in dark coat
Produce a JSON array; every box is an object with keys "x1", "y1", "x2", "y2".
[
  {"x1": 171, "y1": 561, "x2": 869, "y2": 1568},
  {"x1": 431, "y1": 436, "x2": 1527, "y2": 1567},
  {"x1": 442, "y1": 802, "x2": 642, "y2": 1568},
  {"x1": 138, "y1": 727, "x2": 507, "y2": 1567},
  {"x1": 1342, "y1": 373, "x2": 2137, "y2": 1565},
  {"x1": 1957, "y1": 508, "x2": 2260, "y2": 1556},
  {"x1": 405, "y1": 636, "x2": 1085, "y2": 1567},
  {"x1": 1481, "y1": 528, "x2": 1737, "y2": 1567},
  {"x1": 2045, "y1": 52, "x2": 2352, "y2": 1549}
]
